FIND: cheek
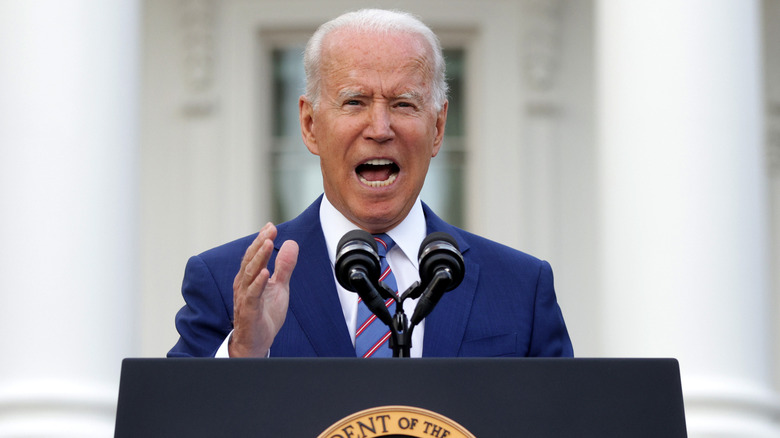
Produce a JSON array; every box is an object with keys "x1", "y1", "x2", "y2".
[
  {"x1": 323, "y1": 123, "x2": 361, "y2": 154},
  {"x1": 321, "y1": 155, "x2": 344, "y2": 176},
  {"x1": 408, "y1": 151, "x2": 433, "y2": 180}
]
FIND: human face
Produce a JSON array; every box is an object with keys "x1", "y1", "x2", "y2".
[{"x1": 299, "y1": 29, "x2": 448, "y2": 234}]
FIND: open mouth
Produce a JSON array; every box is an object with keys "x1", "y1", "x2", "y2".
[{"x1": 356, "y1": 158, "x2": 399, "y2": 187}]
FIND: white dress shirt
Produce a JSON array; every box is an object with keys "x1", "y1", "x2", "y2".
[{"x1": 215, "y1": 195, "x2": 427, "y2": 357}]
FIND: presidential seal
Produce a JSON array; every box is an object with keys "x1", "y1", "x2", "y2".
[{"x1": 318, "y1": 405, "x2": 477, "y2": 438}]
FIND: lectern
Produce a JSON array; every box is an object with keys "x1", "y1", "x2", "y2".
[{"x1": 114, "y1": 358, "x2": 687, "y2": 437}]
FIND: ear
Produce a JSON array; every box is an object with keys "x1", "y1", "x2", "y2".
[
  {"x1": 431, "y1": 100, "x2": 448, "y2": 157},
  {"x1": 299, "y1": 96, "x2": 319, "y2": 155}
]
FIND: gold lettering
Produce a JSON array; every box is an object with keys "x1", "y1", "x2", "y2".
[
  {"x1": 357, "y1": 418, "x2": 376, "y2": 436},
  {"x1": 318, "y1": 406, "x2": 475, "y2": 438},
  {"x1": 340, "y1": 425, "x2": 355, "y2": 438},
  {"x1": 375, "y1": 414, "x2": 390, "y2": 433},
  {"x1": 422, "y1": 421, "x2": 450, "y2": 437}
]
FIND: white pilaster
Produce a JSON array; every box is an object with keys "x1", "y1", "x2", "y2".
[
  {"x1": 597, "y1": 1, "x2": 780, "y2": 436},
  {"x1": 0, "y1": 1, "x2": 139, "y2": 436}
]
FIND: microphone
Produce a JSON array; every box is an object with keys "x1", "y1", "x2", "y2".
[
  {"x1": 335, "y1": 230, "x2": 380, "y2": 290},
  {"x1": 335, "y1": 230, "x2": 394, "y2": 327},
  {"x1": 410, "y1": 232, "x2": 465, "y2": 326},
  {"x1": 418, "y1": 232, "x2": 465, "y2": 290}
]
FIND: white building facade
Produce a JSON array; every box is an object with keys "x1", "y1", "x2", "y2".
[{"x1": 0, "y1": 0, "x2": 778, "y2": 436}]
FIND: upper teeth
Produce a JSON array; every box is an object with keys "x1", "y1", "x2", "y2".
[{"x1": 364, "y1": 158, "x2": 393, "y2": 165}]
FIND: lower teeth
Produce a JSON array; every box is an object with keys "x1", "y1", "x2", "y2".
[{"x1": 360, "y1": 173, "x2": 397, "y2": 187}]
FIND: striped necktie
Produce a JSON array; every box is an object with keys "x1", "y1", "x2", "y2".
[{"x1": 355, "y1": 233, "x2": 398, "y2": 358}]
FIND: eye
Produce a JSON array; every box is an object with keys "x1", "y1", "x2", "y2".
[
  {"x1": 342, "y1": 98, "x2": 365, "y2": 107},
  {"x1": 394, "y1": 101, "x2": 416, "y2": 110}
]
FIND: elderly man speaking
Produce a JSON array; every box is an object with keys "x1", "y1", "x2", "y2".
[{"x1": 168, "y1": 9, "x2": 573, "y2": 359}]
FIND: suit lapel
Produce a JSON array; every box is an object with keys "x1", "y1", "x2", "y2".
[
  {"x1": 420, "y1": 204, "x2": 479, "y2": 357},
  {"x1": 276, "y1": 199, "x2": 356, "y2": 357}
]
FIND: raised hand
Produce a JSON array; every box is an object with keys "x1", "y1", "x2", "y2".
[{"x1": 228, "y1": 223, "x2": 299, "y2": 357}]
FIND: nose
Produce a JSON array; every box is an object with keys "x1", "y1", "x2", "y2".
[{"x1": 364, "y1": 103, "x2": 394, "y2": 143}]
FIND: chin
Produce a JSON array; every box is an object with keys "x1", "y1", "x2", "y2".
[{"x1": 354, "y1": 204, "x2": 409, "y2": 231}]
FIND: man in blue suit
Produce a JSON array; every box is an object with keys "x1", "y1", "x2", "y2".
[{"x1": 169, "y1": 9, "x2": 573, "y2": 359}]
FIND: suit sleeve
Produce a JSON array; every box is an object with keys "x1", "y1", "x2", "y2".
[
  {"x1": 528, "y1": 260, "x2": 574, "y2": 357},
  {"x1": 167, "y1": 255, "x2": 234, "y2": 358}
]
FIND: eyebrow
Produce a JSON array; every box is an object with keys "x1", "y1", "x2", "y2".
[
  {"x1": 337, "y1": 89, "x2": 365, "y2": 101},
  {"x1": 396, "y1": 91, "x2": 424, "y2": 103},
  {"x1": 336, "y1": 89, "x2": 425, "y2": 103}
]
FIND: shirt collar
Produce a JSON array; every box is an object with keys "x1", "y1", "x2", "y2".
[{"x1": 320, "y1": 194, "x2": 426, "y2": 269}]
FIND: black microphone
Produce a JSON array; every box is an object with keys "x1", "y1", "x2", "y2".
[
  {"x1": 335, "y1": 230, "x2": 380, "y2": 290},
  {"x1": 418, "y1": 232, "x2": 465, "y2": 289},
  {"x1": 335, "y1": 230, "x2": 394, "y2": 327},
  {"x1": 410, "y1": 232, "x2": 465, "y2": 326}
]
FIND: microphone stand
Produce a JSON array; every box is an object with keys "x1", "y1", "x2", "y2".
[
  {"x1": 379, "y1": 280, "x2": 415, "y2": 358},
  {"x1": 390, "y1": 312, "x2": 411, "y2": 358},
  {"x1": 388, "y1": 269, "x2": 452, "y2": 358}
]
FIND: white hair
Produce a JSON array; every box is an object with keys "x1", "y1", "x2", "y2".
[{"x1": 303, "y1": 9, "x2": 448, "y2": 111}]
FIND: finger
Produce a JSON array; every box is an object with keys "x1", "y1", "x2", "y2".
[
  {"x1": 242, "y1": 239, "x2": 274, "y2": 290},
  {"x1": 257, "y1": 225, "x2": 279, "y2": 267},
  {"x1": 242, "y1": 223, "x2": 273, "y2": 268},
  {"x1": 270, "y1": 240, "x2": 299, "y2": 286},
  {"x1": 245, "y1": 267, "x2": 271, "y2": 302},
  {"x1": 234, "y1": 222, "x2": 273, "y2": 290},
  {"x1": 252, "y1": 224, "x2": 279, "y2": 275}
]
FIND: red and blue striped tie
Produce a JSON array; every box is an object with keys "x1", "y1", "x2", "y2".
[{"x1": 355, "y1": 233, "x2": 397, "y2": 358}]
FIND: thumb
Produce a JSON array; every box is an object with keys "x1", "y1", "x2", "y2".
[{"x1": 271, "y1": 240, "x2": 299, "y2": 285}]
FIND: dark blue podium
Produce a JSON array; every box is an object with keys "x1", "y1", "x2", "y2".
[{"x1": 114, "y1": 358, "x2": 687, "y2": 437}]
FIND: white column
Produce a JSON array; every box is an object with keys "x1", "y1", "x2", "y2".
[
  {"x1": 597, "y1": 1, "x2": 780, "y2": 436},
  {"x1": 0, "y1": 1, "x2": 139, "y2": 436}
]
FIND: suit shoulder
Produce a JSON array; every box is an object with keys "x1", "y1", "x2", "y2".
[
  {"x1": 192, "y1": 204, "x2": 312, "y2": 266},
  {"x1": 455, "y1": 228, "x2": 547, "y2": 269},
  {"x1": 195, "y1": 233, "x2": 258, "y2": 265},
  {"x1": 424, "y1": 204, "x2": 545, "y2": 268}
]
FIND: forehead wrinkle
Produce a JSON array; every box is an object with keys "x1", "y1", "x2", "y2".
[
  {"x1": 330, "y1": 64, "x2": 431, "y2": 104},
  {"x1": 320, "y1": 30, "x2": 435, "y2": 102}
]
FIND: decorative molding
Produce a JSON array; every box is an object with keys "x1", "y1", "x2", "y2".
[
  {"x1": 769, "y1": 100, "x2": 780, "y2": 173},
  {"x1": 522, "y1": 0, "x2": 562, "y2": 92},
  {"x1": 180, "y1": 0, "x2": 217, "y2": 116},
  {"x1": 0, "y1": 380, "x2": 117, "y2": 435},
  {"x1": 683, "y1": 375, "x2": 780, "y2": 436},
  {"x1": 525, "y1": 99, "x2": 561, "y2": 117},
  {"x1": 520, "y1": 0, "x2": 563, "y2": 257}
]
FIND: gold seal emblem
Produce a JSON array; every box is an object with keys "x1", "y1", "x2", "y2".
[{"x1": 318, "y1": 405, "x2": 477, "y2": 438}]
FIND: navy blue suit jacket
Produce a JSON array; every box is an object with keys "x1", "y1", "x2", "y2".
[{"x1": 169, "y1": 198, "x2": 573, "y2": 358}]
